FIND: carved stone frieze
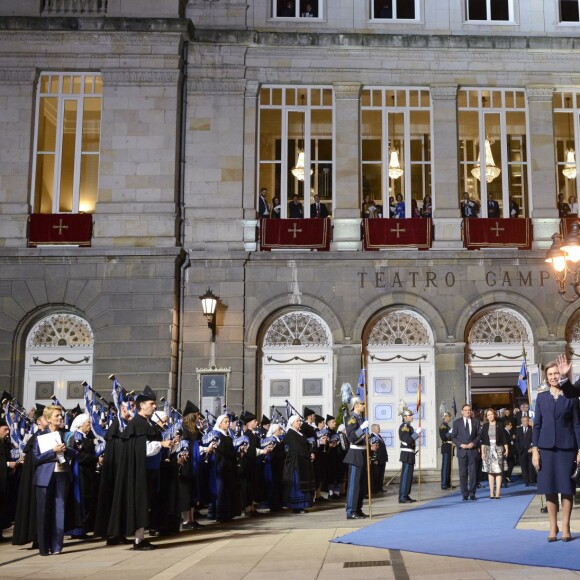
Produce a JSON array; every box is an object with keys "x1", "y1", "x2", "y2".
[
  {"x1": 430, "y1": 83, "x2": 458, "y2": 100},
  {"x1": 468, "y1": 308, "x2": 532, "y2": 344},
  {"x1": 367, "y1": 310, "x2": 432, "y2": 347},
  {"x1": 187, "y1": 78, "x2": 246, "y2": 94},
  {"x1": 0, "y1": 68, "x2": 36, "y2": 84},
  {"x1": 526, "y1": 85, "x2": 554, "y2": 102},
  {"x1": 101, "y1": 69, "x2": 180, "y2": 85},
  {"x1": 333, "y1": 82, "x2": 361, "y2": 100},
  {"x1": 244, "y1": 79, "x2": 260, "y2": 98}
]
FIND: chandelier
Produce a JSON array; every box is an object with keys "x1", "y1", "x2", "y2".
[
  {"x1": 388, "y1": 100, "x2": 403, "y2": 180},
  {"x1": 291, "y1": 95, "x2": 313, "y2": 182},
  {"x1": 471, "y1": 138, "x2": 501, "y2": 183},
  {"x1": 562, "y1": 99, "x2": 576, "y2": 180}
]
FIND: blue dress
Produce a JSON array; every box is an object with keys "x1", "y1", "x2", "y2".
[{"x1": 532, "y1": 390, "x2": 580, "y2": 496}]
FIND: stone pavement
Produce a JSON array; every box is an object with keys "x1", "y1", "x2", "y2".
[{"x1": 1, "y1": 483, "x2": 579, "y2": 580}]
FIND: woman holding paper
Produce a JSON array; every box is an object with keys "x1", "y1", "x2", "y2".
[{"x1": 32, "y1": 405, "x2": 77, "y2": 556}]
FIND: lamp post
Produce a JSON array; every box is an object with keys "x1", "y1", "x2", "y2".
[
  {"x1": 544, "y1": 222, "x2": 580, "y2": 302},
  {"x1": 199, "y1": 288, "x2": 219, "y2": 342}
]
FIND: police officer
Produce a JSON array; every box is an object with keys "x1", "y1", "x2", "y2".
[
  {"x1": 398, "y1": 409, "x2": 421, "y2": 503},
  {"x1": 439, "y1": 412, "x2": 453, "y2": 490},
  {"x1": 343, "y1": 397, "x2": 369, "y2": 519}
]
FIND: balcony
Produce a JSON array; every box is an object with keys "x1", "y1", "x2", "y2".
[{"x1": 41, "y1": 0, "x2": 107, "y2": 16}]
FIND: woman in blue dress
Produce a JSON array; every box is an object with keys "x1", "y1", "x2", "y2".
[
  {"x1": 532, "y1": 361, "x2": 580, "y2": 542},
  {"x1": 394, "y1": 193, "x2": 405, "y2": 219}
]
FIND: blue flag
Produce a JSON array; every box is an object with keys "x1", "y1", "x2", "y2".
[
  {"x1": 357, "y1": 368, "x2": 366, "y2": 402},
  {"x1": 451, "y1": 395, "x2": 457, "y2": 418},
  {"x1": 518, "y1": 360, "x2": 527, "y2": 395}
]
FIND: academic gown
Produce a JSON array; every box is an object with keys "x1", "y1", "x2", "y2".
[
  {"x1": 12, "y1": 432, "x2": 39, "y2": 545},
  {"x1": 209, "y1": 431, "x2": 239, "y2": 522},
  {"x1": 94, "y1": 419, "x2": 124, "y2": 538},
  {"x1": 282, "y1": 428, "x2": 314, "y2": 509},
  {"x1": 107, "y1": 414, "x2": 160, "y2": 538},
  {"x1": 0, "y1": 436, "x2": 11, "y2": 533}
]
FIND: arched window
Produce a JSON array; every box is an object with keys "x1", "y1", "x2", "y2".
[{"x1": 468, "y1": 308, "x2": 532, "y2": 344}]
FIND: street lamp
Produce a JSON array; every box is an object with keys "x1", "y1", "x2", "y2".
[
  {"x1": 545, "y1": 222, "x2": 580, "y2": 302},
  {"x1": 199, "y1": 288, "x2": 219, "y2": 341}
]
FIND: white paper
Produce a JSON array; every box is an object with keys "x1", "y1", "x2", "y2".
[{"x1": 37, "y1": 431, "x2": 62, "y2": 454}]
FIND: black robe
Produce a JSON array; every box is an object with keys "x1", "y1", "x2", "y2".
[
  {"x1": 282, "y1": 429, "x2": 314, "y2": 502},
  {"x1": 94, "y1": 420, "x2": 124, "y2": 538},
  {"x1": 107, "y1": 414, "x2": 160, "y2": 537},
  {"x1": 68, "y1": 431, "x2": 98, "y2": 533},
  {"x1": 0, "y1": 436, "x2": 11, "y2": 532},
  {"x1": 12, "y1": 432, "x2": 39, "y2": 545},
  {"x1": 212, "y1": 431, "x2": 239, "y2": 521}
]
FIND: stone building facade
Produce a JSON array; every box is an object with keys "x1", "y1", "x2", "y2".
[{"x1": 2, "y1": 0, "x2": 580, "y2": 469}]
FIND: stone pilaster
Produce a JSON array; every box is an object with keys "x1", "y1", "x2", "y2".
[
  {"x1": 332, "y1": 82, "x2": 362, "y2": 251},
  {"x1": 430, "y1": 84, "x2": 462, "y2": 249},
  {"x1": 527, "y1": 85, "x2": 560, "y2": 249},
  {"x1": 242, "y1": 80, "x2": 260, "y2": 250}
]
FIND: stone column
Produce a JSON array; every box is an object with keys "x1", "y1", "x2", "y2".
[
  {"x1": 526, "y1": 85, "x2": 559, "y2": 249},
  {"x1": 430, "y1": 84, "x2": 462, "y2": 249},
  {"x1": 435, "y1": 342, "x2": 466, "y2": 414},
  {"x1": 331, "y1": 82, "x2": 362, "y2": 251},
  {"x1": 242, "y1": 80, "x2": 260, "y2": 251}
]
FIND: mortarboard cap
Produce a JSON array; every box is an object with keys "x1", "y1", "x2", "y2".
[
  {"x1": 183, "y1": 400, "x2": 200, "y2": 416},
  {"x1": 241, "y1": 411, "x2": 256, "y2": 424},
  {"x1": 0, "y1": 417, "x2": 7, "y2": 428},
  {"x1": 303, "y1": 407, "x2": 316, "y2": 417},
  {"x1": 314, "y1": 414, "x2": 325, "y2": 425},
  {"x1": 260, "y1": 414, "x2": 270, "y2": 426},
  {"x1": 1, "y1": 391, "x2": 13, "y2": 403},
  {"x1": 35, "y1": 403, "x2": 46, "y2": 421},
  {"x1": 135, "y1": 385, "x2": 157, "y2": 404},
  {"x1": 326, "y1": 414, "x2": 335, "y2": 422}
]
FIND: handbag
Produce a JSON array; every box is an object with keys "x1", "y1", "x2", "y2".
[{"x1": 572, "y1": 462, "x2": 580, "y2": 485}]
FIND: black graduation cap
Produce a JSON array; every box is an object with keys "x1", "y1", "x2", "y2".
[
  {"x1": 303, "y1": 407, "x2": 316, "y2": 418},
  {"x1": 260, "y1": 414, "x2": 270, "y2": 426},
  {"x1": 227, "y1": 412, "x2": 238, "y2": 423},
  {"x1": 0, "y1": 417, "x2": 7, "y2": 428},
  {"x1": 326, "y1": 414, "x2": 335, "y2": 422},
  {"x1": 1, "y1": 391, "x2": 13, "y2": 404},
  {"x1": 135, "y1": 385, "x2": 157, "y2": 404},
  {"x1": 314, "y1": 414, "x2": 325, "y2": 425},
  {"x1": 71, "y1": 403, "x2": 82, "y2": 416},
  {"x1": 183, "y1": 400, "x2": 200, "y2": 416},
  {"x1": 35, "y1": 403, "x2": 46, "y2": 421},
  {"x1": 241, "y1": 411, "x2": 256, "y2": 424}
]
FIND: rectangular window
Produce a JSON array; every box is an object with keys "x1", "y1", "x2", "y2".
[
  {"x1": 32, "y1": 72, "x2": 102, "y2": 214},
  {"x1": 258, "y1": 86, "x2": 334, "y2": 218},
  {"x1": 371, "y1": 0, "x2": 417, "y2": 20},
  {"x1": 273, "y1": 0, "x2": 321, "y2": 18},
  {"x1": 458, "y1": 89, "x2": 528, "y2": 218},
  {"x1": 561, "y1": 0, "x2": 580, "y2": 22},
  {"x1": 466, "y1": 0, "x2": 512, "y2": 21},
  {"x1": 553, "y1": 92, "x2": 579, "y2": 213},
  {"x1": 361, "y1": 88, "x2": 432, "y2": 219}
]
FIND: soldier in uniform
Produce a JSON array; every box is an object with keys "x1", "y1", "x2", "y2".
[
  {"x1": 398, "y1": 409, "x2": 421, "y2": 503},
  {"x1": 343, "y1": 396, "x2": 369, "y2": 519},
  {"x1": 439, "y1": 412, "x2": 453, "y2": 490}
]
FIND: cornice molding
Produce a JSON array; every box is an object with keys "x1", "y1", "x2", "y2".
[
  {"x1": 0, "y1": 31, "x2": 183, "y2": 46},
  {"x1": 101, "y1": 69, "x2": 181, "y2": 85}
]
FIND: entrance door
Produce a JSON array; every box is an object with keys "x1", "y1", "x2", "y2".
[
  {"x1": 23, "y1": 312, "x2": 94, "y2": 411},
  {"x1": 261, "y1": 310, "x2": 333, "y2": 420}
]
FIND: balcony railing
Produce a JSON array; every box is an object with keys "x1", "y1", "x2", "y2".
[{"x1": 42, "y1": 0, "x2": 107, "y2": 16}]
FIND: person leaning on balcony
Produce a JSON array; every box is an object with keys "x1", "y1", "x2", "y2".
[
  {"x1": 461, "y1": 192, "x2": 478, "y2": 218},
  {"x1": 487, "y1": 193, "x2": 500, "y2": 218},
  {"x1": 509, "y1": 197, "x2": 520, "y2": 218},
  {"x1": 420, "y1": 195, "x2": 432, "y2": 218},
  {"x1": 310, "y1": 195, "x2": 329, "y2": 218},
  {"x1": 569, "y1": 195, "x2": 578, "y2": 217},
  {"x1": 288, "y1": 195, "x2": 304, "y2": 218},
  {"x1": 361, "y1": 194, "x2": 378, "y2": 219},
  {"x1": 558, "y1": 193, "x2": 571, "y2": 218},
  {"x1": 271, "y1": 196, "x2": 282, "y2": 218},
  {"x1": 394, "y1": 193, "x2": 405, "y2": 219}
]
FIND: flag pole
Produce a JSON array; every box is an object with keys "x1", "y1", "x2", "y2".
[
  {"x1": 361, "y1": 354, "x2": 373, "y2": 519},
  {"x1": 522, "y1": 345, "x2": 532, "y2": 409},
  {"x1": 451, "y1": 381, "x2": 456, "y2": 488},
  {"x1": 417, "y1": 364, "x2": 422, "y2": 502}
]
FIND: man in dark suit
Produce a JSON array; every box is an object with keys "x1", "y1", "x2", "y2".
[
  {"x1": 515, "y1": 415, "x2": 535, "y2": 486},
  {"x1": 310, "y1": 195, "x2": 329, "y2": 218},
  {"x1": 487, "y1": 193, "x2": 500, "y2": 218},
  {"x1": 288, "y1": 195, "x2": 303, "y2": 218},
  {"x1": 258, "y1": 188, "x2": 270, "y2": 219},
  {"x1": 451, "y1": 403, "x2": 481, "y2": 500}
]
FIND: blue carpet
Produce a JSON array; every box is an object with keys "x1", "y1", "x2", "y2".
[{"x1": 333, "y1": 481, "x2": 580, "y2": 571}]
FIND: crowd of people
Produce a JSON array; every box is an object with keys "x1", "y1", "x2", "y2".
[
  {"x1": 1, "y1": 358, "x2": 579, "y2": 553},
  {"x1": 0, "y1": 383, "x2": 391, "y2": 553}
]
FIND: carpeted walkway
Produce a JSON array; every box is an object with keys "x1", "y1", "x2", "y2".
[{"x1": 332, "y1": 481, "x2": 580, "y2": 571}]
